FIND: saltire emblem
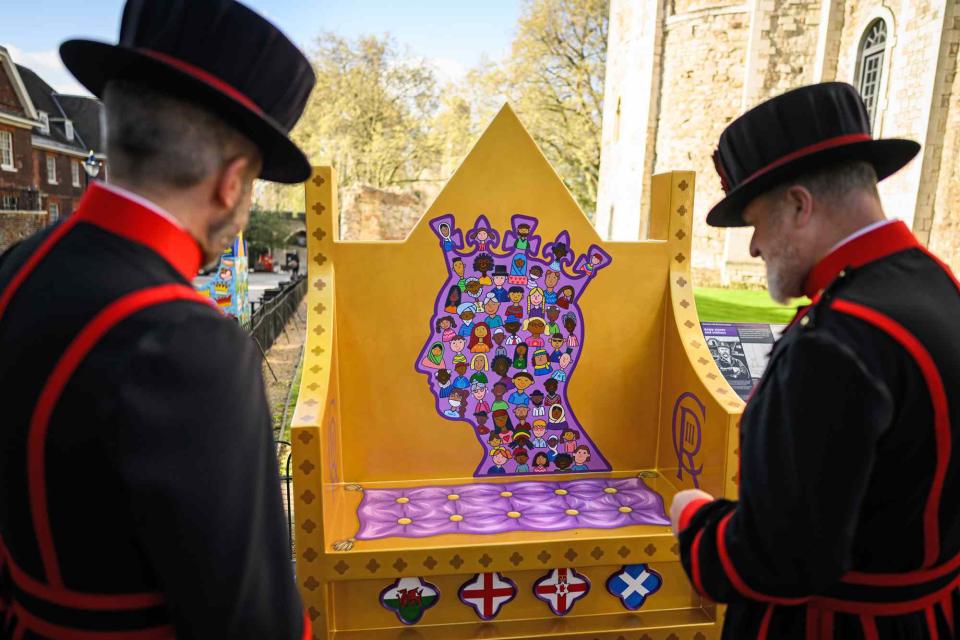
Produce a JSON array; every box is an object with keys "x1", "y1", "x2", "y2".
[
  {"x1": 533, "y1": 567, "x2": 590, "y2": 616},
  {"x1": 606, "y1": 563, "x2": 662, "y2": 611},
  {"x1": 378, "y1": 576, "x2": 440, "y2": 625},
  {"x1": 458, "y1": 572, "x2": 517, "y2": 620}
]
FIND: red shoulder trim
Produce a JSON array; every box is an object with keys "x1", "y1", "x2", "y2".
[
  {"x1": 678, "y1": 498, "x2": 713, "y2": 532},
  {"x1": 29, "y1": 284, "x2": 204, "y2": 587},
  {"x1": 831, "y1": 299, "x2": 951, "y2": 569}
]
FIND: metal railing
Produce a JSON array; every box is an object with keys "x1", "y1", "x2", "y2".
[
  {"x1": 245, "y1": 275, "x2": 307, "y2": 354},
  {"x1": 0, "y1": 188, "x2": 43, "y2": 212}
]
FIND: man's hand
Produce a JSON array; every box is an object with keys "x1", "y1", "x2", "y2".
[{"x1": 670, "y1": 489, "x2": 715, "y2": 534}]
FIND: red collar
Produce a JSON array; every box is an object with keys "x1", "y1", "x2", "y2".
[
  {"x1": 803, "y1": 220, "x2": 920, "y2": 298},
  {"x1": 75, "y1": 183, "x2": 202, "y2": 281}
]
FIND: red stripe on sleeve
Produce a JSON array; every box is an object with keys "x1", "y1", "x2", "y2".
[
  {"x1": 832, "y1": 299, "x2": 951, "y2": 568},
  {"x1": 678, "y1": 498, "x2": 713, "y2": 532},
  {"x1": 860, "y1": 615, "x2": 880, "y2": 640}
]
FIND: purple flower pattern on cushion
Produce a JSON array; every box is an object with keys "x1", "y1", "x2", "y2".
[{"x1": 356, "y1": 477, "x2": 669, "y2": 540}]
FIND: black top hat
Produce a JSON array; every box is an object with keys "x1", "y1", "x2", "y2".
[
  {"x1": 707, "y1": 82, "x2": 920, "y2": 227},
  {"x1": 492, "y1": 264, "x2": 509, "y2": 276},
  {"x1": 59, "y1": 0, "x2": 316, "y2": 184}
]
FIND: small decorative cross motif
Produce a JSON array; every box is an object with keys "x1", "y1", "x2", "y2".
[
  {"x1": 312, "y1": 201, "x2": 325, "y2": 215},
  {"x1": 297, "y1": 431, "x2": 313, "y2": 444},
  {"x1": 334, "y1": 560, "x2": 349, "y2": 575},
  {"x1": 300, "y1": 490, "x2": 315, "y2": 504},
  {"x1": 509, "y1": 552, "x2": 523, "y2": 566},
  {"x1": 312, "y1": 227, "x2": 326, "y2": 241},
  {"x1": 685, "y1": 320, "x2": 695, "y2": 329},
  {"x1": 618, "y1": 546, "x2": 631, "y2": 559},
  {"x1": 644, "y1": 544, "x2": 657, "y2": 556},
  {"x1": 677, "y1": 204, "x2": 687, "y2": 215},
  {"x1": 675, "y1": 229, "x2": 686, "y2": 240},
  {"x1": 423, "y1": 556, "x2": 437, "y2": 570},
  {"x1": 564, "y1": 548, "x2": 578, "y2": 562},
  {"x1": 393, "y1": 558, "x2": 408, "y2": 573},
  {"x1": 676, "y1": 277, "x2": 688, "y2": 287},
  {"x1": 680, "y1": 299, "x2": 690, "y2": 309},
  {"x1": 302, "y1": 548, "x2": 318, "y2": 562},
  {"x1": 591, "y1": 546, "x2": 604, "y2": 560},
  {"x1": 678, "y1": 180, "x2": 688, "y2": 191},
  {"x1": 478, "y1": 553, "x2": 493, "y2": 568},
  {"x1": 314, "y1": 303, "x2": 326, "y2": 314},
  {"x1": 675, "y1": 253, "x2": 686, "y2": 263},
  {"x1": 301, "y1": 519, "x2": 316, "y2": 534},
  {"x1": 366, "y1": 559, "x2": 381, "y2": 573},
  {"x1": 450, "y1": 554, "x2": 464, "y2": 569},
  {"x1": 537, "y1": 550, "x2": 551, "y2": 564},
  {"x1": 298, "y1": 460, "x2": 315, "y2": 475},
  {"x1": 303, "y1": 576, "x2": 319, "y2": 591},
  {"x1": 312, "y1": 174, "x2": 325, "y2": 186},
  {"x1": 606, "y1": 564, "x2": 663, "y2": 611}
]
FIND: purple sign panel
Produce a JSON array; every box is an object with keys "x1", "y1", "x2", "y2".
[{"x1": 416, "y1": 215, "x2": 611, "y2": 477}]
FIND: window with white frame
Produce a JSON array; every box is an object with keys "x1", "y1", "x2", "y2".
[
  {"x1": 71, "y1": 159, "x2": 81, "y2": 187},
  {"x1": 0, "y1": 131, "x2": 13, "y2": 169},
  {"x1": 64, "y1": 120, "x2": 74, "y2": 141},
  {"x1": 857, "y1": 19, "x2": 887, "y2": 131},
  {"x1": 46, "y1": 154, "x2": 57, "y2": 184},
  {"x1": 38, "y1": 111, "x2": 49, "y2": 135},
  {"x1": 49, "y1": 202, "x2": 59, "y2": 222}
]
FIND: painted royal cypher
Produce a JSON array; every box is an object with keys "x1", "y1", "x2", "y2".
[{"x1": 416, "y1": 214, "x2": 612, "y2": 477}]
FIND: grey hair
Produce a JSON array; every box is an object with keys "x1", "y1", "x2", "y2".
[
  {"x1": 782, "y1": 159, "x2": 880, "y2": 204},
  {"x1": 104, "y1": 79, "x2": 260, "y2": 190}
]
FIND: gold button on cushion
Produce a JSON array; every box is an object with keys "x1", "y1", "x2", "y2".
[
  {"x1": 507, "y1": 511, "x2": 522, "y2": 518},
  {"x1": 554, "y1": 489, "x2": 568, "y2": 496},
  {"x1": 618, "y1": 506, "x2": 633, "y2": 514},
  {"x1": 398, "y1": 517, "x2": 413, "y2": 525},
  {"x1": 447, "y1": 494, "x2": 460, "y2": 501},
  {"x1": 603, "y1": 487, "x2": 618, "y2": 494},
  {"x1": 565, "y1": 509, "x2": 579, "y2": 516},
  {"x1": 500, "y1": 491, "x2": 513, "y2": 498},
  {"x1": 395, "y1": 497, "x2": 410, "y2": 504},
  {"x1": 449, "y1": 514, "x2": 463, "y2": 522}
]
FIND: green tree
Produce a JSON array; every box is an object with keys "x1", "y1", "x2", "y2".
[
  {"x1": 244, "y1": 207, "x2": 291, "y2": 258},
  {"x1": 482, "y1": 0, "x2": 608, "y2": 217}
]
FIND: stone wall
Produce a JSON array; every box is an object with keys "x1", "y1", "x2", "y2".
[
  {"x1": 653, "y1": 5, "x2": 751, "y2": 279},
  {"x1": 338, "y1": 185, "x2": 424, "y2": 241},
  {"x1": 0, "y1": 211, "x2": 46, "y2": 252},
  {"x1": 762, "y1": 1, "x2": 823, "y2": 95},
  {"x1": 928, "y1": 42, "x2": 960, "y2": 270}
]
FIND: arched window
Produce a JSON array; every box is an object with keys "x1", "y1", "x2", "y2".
[{"x1": 856, "y1": 19, "x2": 887, "y2": 130}]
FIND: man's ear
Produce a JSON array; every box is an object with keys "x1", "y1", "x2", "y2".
[
  {"x1": 785, "y1": 184, "x2": 815, "y2": 227},
  {"x1": 214, "y1": 156, "x2": 255, "y2": 209}
]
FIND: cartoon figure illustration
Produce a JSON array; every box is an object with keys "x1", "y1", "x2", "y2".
[
  {"x1": 532, "y1": 348, "x2": 552, "y2": 376},
  {"x1": 508, "y1": 254, "x2": 527, "y2": 286},
  {"x1": 543, "y1": 270, "x2": 561, "y2": 304},
  {"x1": 513, "y1": 448, "x2": 530, "y2": 473},
  {"x1": 490, "y1": 264, "x2": 510, "y2": 301},
  {"x1": 515, "y1": 223, "x2": 532, "y2": 250},
  {"x1": 482, "y1": 293, "x2": 504, "y2": 330},
  {"x1": 469, "y1": 323, "x2": 493, "y2": 353},
  {"x1": 572, "y1": 445, "x2": 591, "y2": 471},
  {"x1": 525, "y1": 318, "x2": 547, "y2": 347},
  {"x1": 452, "y1": 258, "x2": 467, "y2": 291},
  {"x1": 554, "y1": 453, "x2": 573, "y2": 471},
  {"x1": 581, "y1": 252, "x2": 604, "y2": 277},
  {"x1": 504, "y1": 319, "x2": 523, "y2": 345},
  {"x1": 563, "y1": 312, "x2": 579, "y2": 347},
  {"x1": 509, "y1": 372, "x2": 534, "y2": 406},
  {"x1": 527, "y1": 265, "x2": 543, "y2": 290},
  {"x1": 421, "y1": 216, "x2": 611, "y2": 477},
  {"x1": 545, "y1": 306, "x2": 561, "y2": 335},
  {"x1": 438, "y1": 222, "x2": 454, "y2": 252},
  {"x1": 492, "y1": 328, "x2": 508, "y2": 358},
  {"x1": 472, "y1": 380, "x2": 490, "y2": 415},
  {"x1": 420, "y1": 342, "x2": 445, "y2": 370},
  {"x1": 527, "y1": 287, "x2": 545, "y2": 318},
  {"x1": 471, "y1": 353, "x2": 489, "y2": 371},
  {"x1": 446, "y1": 388, "x2": 468, "y2": 418},
  {"x1": 474, "y1": 252, "x2": 494, "y2": 285},
  {"x1": 450, "y1": 336, "x2": 468, "y2": 366},
  {"x1": 468, "y1": 226, "x2": 492, "y2": 252},
  {"x1": 436, "y1": 315, "x2": 457, "y2": 342},
  {"x1": 444, "y1": 286, "x2": 462, "y2": 313},
  {"x1": 457, "y1": 304, "x2": 477, "y2": 338},
  {"x1": 550, "y1": 404, "x2": 567, "y2": 427},
  {"x1": 491, "y1": 382, "x2": 510, "y2": 412},
  {"x1": 530, "y1": 391, "x2": 546, "y2": 417},
  {"x1": 474, "y1": 411, "x2": 490, "y2": 435},
  {"x1": 532, "y1": 451, "x2": 550, "y2": 473},
  {"x1": 491, "y1": 356, "x2": 513, "y2": 389},
  {"x1": 512, "y1": 343, "x2": 529, "y2": 370},
  {"x1": 504, "y1": 288, "x2": 525, "y2": 323},
  {"x1": 487, "y1": 447, "x2": 511, "y2": 474},
  {"x1": 547, "y1": 241, "x2": 569, "y2": 272},
  {"x1": 531, "y1": 420, "x2": 548, "y2": 448},
  {"x1": 551, "y1": 352, "x2": 572, "y2": 382},
  {"x1": 436, "y1": 369, "x2": 453, "y2": 398}
]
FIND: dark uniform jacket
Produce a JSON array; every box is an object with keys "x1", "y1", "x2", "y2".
[
  {"x1": 678, "y1": 221, "x2": 960, "y2": 639},
  {"x1": 0, "y1": 183, "x2": 306, "y2": 639}
]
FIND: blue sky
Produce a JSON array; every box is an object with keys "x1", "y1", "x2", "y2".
[{"x1": 0, "y1": 0, "x2": 520, "y2": 95}]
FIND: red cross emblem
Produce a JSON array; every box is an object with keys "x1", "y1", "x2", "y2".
[
  {"x1": 458, "y1": 572, "x2": 517, "y2": 620},
  {"x1": 533, "y1": 567, "x2": 590, "y2": 616}
]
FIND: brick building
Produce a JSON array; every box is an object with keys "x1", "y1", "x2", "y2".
[
  {"x1": 597, "y1": 0, "x2": 960, "y2": 286},
  {"x1": 0, "y1": 45, "x2": 106, "y2": 251}
]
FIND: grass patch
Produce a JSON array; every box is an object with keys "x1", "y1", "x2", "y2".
[
  {"x1": 278, "y1": 350, "x2": 304, "y2": 444},
  {"x1": 694, "y1": 287, "x2": 807, "y2": 324}
]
